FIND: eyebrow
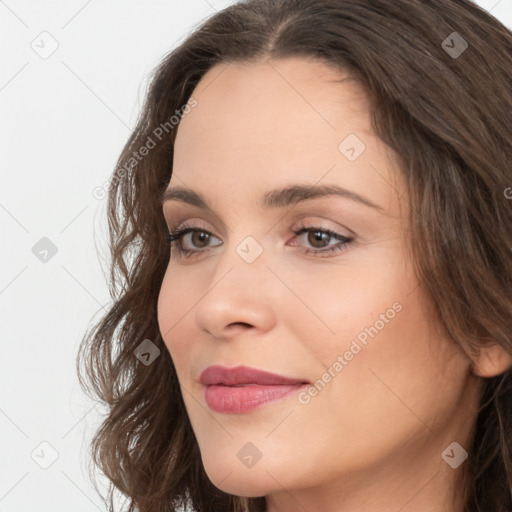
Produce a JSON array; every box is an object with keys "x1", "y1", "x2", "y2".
[{"x1": 160, "y1": 183, "x2": 385, "y2": 213}]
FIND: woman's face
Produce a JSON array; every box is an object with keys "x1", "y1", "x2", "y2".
[{"x1": 157, "y1": 57, "x2": 479, "y2": 509}]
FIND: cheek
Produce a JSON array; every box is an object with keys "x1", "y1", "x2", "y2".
[
  {"x1": 285, "y1": 255, "x2": 406, "y2": 365},
  {"x1": 156, "y1": 269, "x2": 193, "y2": 372},
  {"x1": 288, "y1": 254, "x2": 463, "y2": 430},
  {"x1": 302, "y1": 279, "x2": 466, "y2": 444},
  {"x1": 277, "y1": 306, "x2": 462, "y2": 487}
]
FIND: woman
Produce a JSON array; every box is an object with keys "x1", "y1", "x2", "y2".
[{"x1": 77, "y1": 1, "x2": 512, "y2": 511}]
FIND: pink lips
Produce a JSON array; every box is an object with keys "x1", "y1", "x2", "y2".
[{"x1": 199, "y1": 365, "x2": 309, "y2": 414}]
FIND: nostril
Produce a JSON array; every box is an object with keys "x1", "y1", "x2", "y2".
[{"x1": 230, "y1": 322, "x2": 252, "y2": 328}]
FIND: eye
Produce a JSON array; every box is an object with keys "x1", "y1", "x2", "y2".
[
  {"x1": 290, "y1": 222, "x2": 354, "y2": 257},
  {"x1": 166, "y1": 222, "x2": 221, "y2": 257},
  {"x1": 166, "y1": 221, "x2": 354, "y2": 259}
]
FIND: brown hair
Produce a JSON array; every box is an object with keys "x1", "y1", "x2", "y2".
[{"x1": 77, "y1": 1, "x2": 512, "y2": 510}]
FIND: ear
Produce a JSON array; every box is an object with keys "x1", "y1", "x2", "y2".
[{"x1": 471, "y1": 341, "x2": 512, "y2": 378}]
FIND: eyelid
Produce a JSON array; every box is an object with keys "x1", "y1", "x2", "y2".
[
  {"x1": 290, "y1": 217, "x2": 355, "y2": 238},
  {"x1": 164, "y1": 208, "x2": 229, "y2": 236},
  {"x1": 169, "y1": 217, "x2": 215, "y2": 233},
  {"x1": 167, "y1": 214, "x2": 354, "y2": 235}
]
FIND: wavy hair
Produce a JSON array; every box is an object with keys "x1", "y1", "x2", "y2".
[{"x1": 77, "y1": 1, "x2": 512, "y2": 510}]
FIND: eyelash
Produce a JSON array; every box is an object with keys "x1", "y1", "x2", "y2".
[{"x1": 166, "y1": 221, "x2": 354, "y2": 259}]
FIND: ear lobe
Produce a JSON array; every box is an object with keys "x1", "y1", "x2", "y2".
[{"x1": 471, "y1": 341, "x2": 512, "y2": 378}]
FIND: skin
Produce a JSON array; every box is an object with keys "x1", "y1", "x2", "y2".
[{"x1": 157, "y1": 56, "x2": 512, "y2": 512}]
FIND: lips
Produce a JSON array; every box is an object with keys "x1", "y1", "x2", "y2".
[
  {"x1": 199, "y1": 365, "x2": 309, "y2": 386},
  {"x1": 199, "y1": 365, "x2": 310, "y2": 414}
]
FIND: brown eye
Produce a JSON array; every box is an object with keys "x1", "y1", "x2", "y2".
[
  {"x1": 307, "y1": 230, "x2": 331, "y2": 249},
  {"x1": 190, "y1": 231, "x2": 211, "y2": 248},
  {"x1": 291, "y1": 225, "x2": 354, "y2": 257},
  {"x1": 167, "y1": 226, "x2": 222, "y2": 257}
]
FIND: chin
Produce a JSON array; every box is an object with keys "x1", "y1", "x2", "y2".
[{"x1": 202, "y1": 455, "x2": 281, "y2": 497}]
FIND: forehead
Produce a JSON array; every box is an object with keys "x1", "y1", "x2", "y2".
[
  {"x1": 172, "y1": 57, "x2": 403, "y2": 216},
  {"x1": 175, "y1": 57, "x2": 370, "y2": 155}
]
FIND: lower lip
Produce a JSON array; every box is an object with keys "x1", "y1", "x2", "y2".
[{"x1": 204, "y1": 384, "x2": 307, "y2": 414}]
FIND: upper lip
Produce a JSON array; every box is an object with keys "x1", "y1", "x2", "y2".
[{"x1": 199, "y1": 365, "x2": 309, "y2": 386}]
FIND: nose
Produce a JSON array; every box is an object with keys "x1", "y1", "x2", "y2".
[{"x1": 193, "y1": 247, "x2": 278, "y2": 341}]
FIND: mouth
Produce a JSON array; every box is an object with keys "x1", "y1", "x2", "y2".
[
  {"x1": 203, "y1": 383, "x2": 309, "y2": 414},
  {"x1": 199, "y1": 364, "x2": 309, "y2": 386},
  {"x1": 199, "y1": 365, "x2": 310, "y2": 414}
]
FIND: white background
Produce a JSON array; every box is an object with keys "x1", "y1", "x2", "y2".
[{"x1": 1, "y1": 1, "x2": 511, "y2": 511}]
